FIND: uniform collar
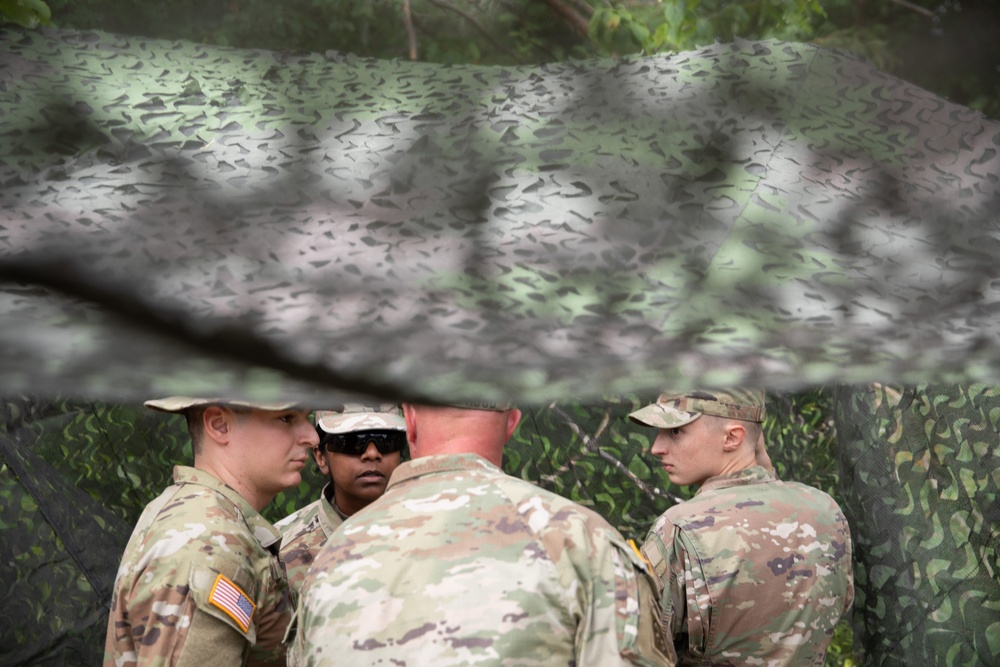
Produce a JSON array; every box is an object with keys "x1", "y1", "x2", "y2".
[
  {"x1": 173, "y1": 465, "x2": 282, "y2": 549},
  {"x1": 387, "y1": 453, "x2": 498, "y2": 489},
  {"x1": 320, "y1": 482, "x2": 349, "y2": 527},
  {"x1": 695, "y1": 465, "x2": 775, "y2": 496}
]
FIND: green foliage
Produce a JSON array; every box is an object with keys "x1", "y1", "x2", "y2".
[
  {"x1": 588, "y1": 0, "x2": 825, "y2": 56},
  {"x1": 34, "y1": 0, "x2": 1000, "y2": 116},
  {"x1": 765, "y1": 387, "x2": 840, "y2": 500},
  {"x1": 582, "y1": 0, "x2": 998, "y2": 118},
  {"x1": 0, "y1": 0, "x2": 51, "y2": 27},
  {"x1": 826, "y1": 619, "x2": 857, "y2": 667},
  {"x1": 42, "y1": 0, "x2": 586, "y2": 64}
]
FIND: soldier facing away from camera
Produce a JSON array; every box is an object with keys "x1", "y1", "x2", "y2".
[
  {"x1": 630, "y1": 388, "x2": 854, "y2": 666},
  {"x1": 103, "y1": 396, "x2": 319, "y2": 667},
  {"x1": 289, "y1": 400, "x2": 674, "y2": 667},
  {"x1": 274, "y1": 403, "x2": 405, "y2": 595}
]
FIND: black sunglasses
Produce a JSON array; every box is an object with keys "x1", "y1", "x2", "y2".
[{"x1": 319, "y1": 429, "x2": 406, "y2": 456}]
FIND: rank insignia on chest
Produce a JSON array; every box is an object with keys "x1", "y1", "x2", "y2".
[{"x1": 209, "y1": 573, "x2": 257, "y2": 632}]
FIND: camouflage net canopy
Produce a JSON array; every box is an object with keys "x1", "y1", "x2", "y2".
[
  {"x1": 0, "y1": 24, "x2": 999, "y2": 667},
  {"x1": 1, "y1": 27, "x2": 999, "y2": 406}
]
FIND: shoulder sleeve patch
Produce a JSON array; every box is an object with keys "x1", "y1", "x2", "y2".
[{"x1": 209, "y1": 573, "x2": 257, "y2": 633}]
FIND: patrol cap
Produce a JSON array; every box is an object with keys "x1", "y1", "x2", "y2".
[
  {"x1": 315, "y1": 403, "x2": 406, "y2": 434},
  {"x1": 144, "y1": 396, "x2": 301, "y2": 413},
  {"x1": 628, "y1": 389, "x2": 765, "y2": 429},
  {"x1": 446, "y1": 399, "x2": 514, "y2": 412}
]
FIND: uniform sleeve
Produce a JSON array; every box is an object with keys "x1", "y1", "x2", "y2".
[
  {"x1": 190, "y1": 559, "x2": 292, "y2": 667},
  {"x1": 279, "y1": 530, "x2": 319, "y2": 598},
  {"x1": 174, "y1": 607, "x2": 249, "y2": 667},
  {"x1": 641, "y1": 520, "x2": 686, "y2": 645},
  {"x1": 575, "y1": 528, "x2": 675, "y2": 667},
  {"x1": 109, "y1": 562, "x2": 251, "y2": 667},
  {"x1": 245, "y1": 556, "x2": 295, "y2": 667}
]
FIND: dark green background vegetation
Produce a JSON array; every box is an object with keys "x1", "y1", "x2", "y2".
[{"x1": 2, "y1": 0, "x2": 999, "y2": 118}]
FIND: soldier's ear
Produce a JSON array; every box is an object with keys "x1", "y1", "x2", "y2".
[
  {"x1": 504, "y1": 408, "x2": 522, "y2": 441},
  {"x1": 402, "y1": 404, "x2": 418, "y2": 446},
  {"x1": 721, "y1": 422, "x2": 746, "y2": 453},
  {"x1": 203, "y1": 406, "x2": 232, "y2": 444}
]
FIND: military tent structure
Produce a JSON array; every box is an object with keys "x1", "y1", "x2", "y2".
[{"x1": 0, "y1": 26, "x2": 998, "y2": 665}]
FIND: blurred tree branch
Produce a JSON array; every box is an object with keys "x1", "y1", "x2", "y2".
[
  {"x1": 403, "y1": 0, "x2": 418, "y2": 59},
  {"x1": 425, "y1": 0, "x2": 521, "y2": 60},
  {"x1": 540, "y1": 0, "x2": 591, "y2": 36}
]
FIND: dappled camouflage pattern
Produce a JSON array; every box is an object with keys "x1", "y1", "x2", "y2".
[
  {"x1": 630, "y1": 389, "x2": 766, "y2": 429},
  {"x1": 291, "y1": 453, "x2": 671, "y2": 666},
  {"x1": 835, "y1": 384, "x2": 1000, "y2": 667},
  {"x1": 0, "y1": 28, "x2": 998, "y2": 408},
  {"x1": 105, "y1": 466, "x2": 293, "y2": 667},
  {"x1": 642, "y1": 466, "x2": 854, "y2": 665},
  {"x1": 314, "y1": 404, "x2": 405, "y2": 434},
  {"x1": 274, "y1": 484, "x2": 345, "y2": 595}
]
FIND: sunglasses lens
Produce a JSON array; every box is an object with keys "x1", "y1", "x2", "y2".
[{"x1": 324, "y1": 431, "x2": 405, "y2": 455}]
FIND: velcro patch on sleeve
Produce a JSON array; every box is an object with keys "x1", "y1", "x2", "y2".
[{"x1": 209, "y1": 573, "x2": 257, "y2": 633}]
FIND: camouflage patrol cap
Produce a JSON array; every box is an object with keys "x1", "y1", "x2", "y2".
[
  {"x1": 144, "y1": 396, "x2": 301, "y2": 413},
  {"x1": 315, "y1": 403, "x2": 406, "y2": 434},
  {"x1": 628, "y1": 389, "x2": 766, "y2": 428},
  {"x1": 446, "y1": 399, "x2": 514, "y2": 412}
]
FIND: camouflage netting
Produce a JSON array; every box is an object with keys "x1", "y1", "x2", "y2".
[
  {"x1": 0, "y1": 24, "x2": 999, "y2": 667},
  {"x1": 836, "y1": 384, "x2": 1000, "y2": 665},
  {"x1": 1, "y1": 27, "x2": 999, "y2": 405},
  {"x1": 3, "y1": 389, "x2": 997, "y2": 666}
]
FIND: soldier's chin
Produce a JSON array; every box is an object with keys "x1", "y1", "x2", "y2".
[{"x1": 666, "y1": 472, "x2": 689, "y2": 486}]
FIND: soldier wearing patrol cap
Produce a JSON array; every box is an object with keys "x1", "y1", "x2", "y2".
[
  {"x1": 630, "y1": 389, "x2": 855, "y2": 666},
  {"x1": 103, "y1": 396, "x2": 319, "y2": 667},
  {"x1": 274, "y1": 403, "x2": 405, "y2": 594},
  {"x1": 290, "y1": 400, "x2": 673, "y2": 667}
]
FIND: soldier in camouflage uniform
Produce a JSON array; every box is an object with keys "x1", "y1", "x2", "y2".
[
  {"x1": 275, "y1": 403, "x2": 405, "y2": 594},
  {"x1": 629, "y1": 389, "x2": 854, "y2": 666},
  {"x1": 103, "y1": 396, "x2": 319, "y2": 667},
  {"x1": 289, "y1": 401, "x2": 673, "y2": 667}
]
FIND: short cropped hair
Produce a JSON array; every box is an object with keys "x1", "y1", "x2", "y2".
[
  {"x1": 703, "y1": 413, "x2": 763, "y2": 447},
  {"x1": 742, "y1": 420, "x2": 763, "y2": 447}
]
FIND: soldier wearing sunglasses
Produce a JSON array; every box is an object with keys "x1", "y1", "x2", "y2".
[
  {"x1": 290, "y1": 401, "x2": 671, "y2": 667},
  {"x1": 275, "y1": 403, "x2": 405, "y2": 594}
]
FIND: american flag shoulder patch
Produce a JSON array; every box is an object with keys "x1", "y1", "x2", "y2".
[{"x1": 209, "y1": 573, "x2": 256, "y2": 633}]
